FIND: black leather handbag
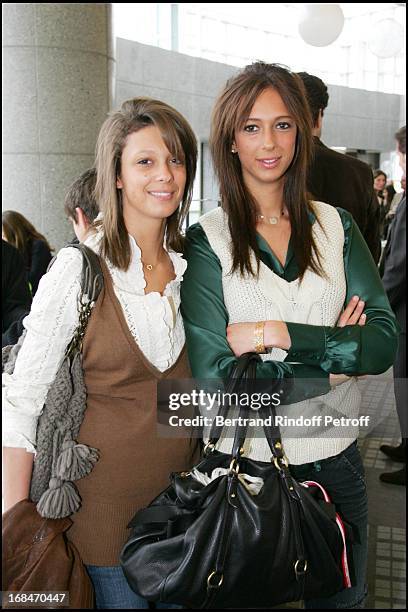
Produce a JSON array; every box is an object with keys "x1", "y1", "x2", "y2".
[{"x1": 121, "y1": 353, "x2": 354, "y2": 609}]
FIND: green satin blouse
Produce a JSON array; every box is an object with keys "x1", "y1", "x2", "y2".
[{"x1": 181, "y1": 207, "x2": 398, "y2": 400}]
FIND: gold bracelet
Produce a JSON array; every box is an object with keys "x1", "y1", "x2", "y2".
[{"x1": 254, "y1": 321, "x2": 266, "y2": 354}]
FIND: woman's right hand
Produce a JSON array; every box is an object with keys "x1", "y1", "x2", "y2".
[
  {"x1": 2, "y1": 447, "x2": 34, "y2": 513},
  {"x1": 336, "y1": 295, "x2": 366, "y2": 327},
  {"x1": 330, "y1": 296, "x2": 366, "y2": 387}
]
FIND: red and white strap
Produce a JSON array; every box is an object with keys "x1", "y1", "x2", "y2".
[{"x1": 302, "y1": 480, "x2": 352, "y2": 588}]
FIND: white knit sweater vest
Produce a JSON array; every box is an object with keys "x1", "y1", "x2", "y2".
[{"x1": 199, "y1": 201, "x2": 361, "y2": 465}]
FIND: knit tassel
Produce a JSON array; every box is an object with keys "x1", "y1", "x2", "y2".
[
  {"x1": 36, "y1": 477, "x2": 81, "y2": 519},
  {"x1": 55, "y1": 440, "x2": 99, "y2": 480},
  {"x1": 68, "y1": 352, "x2": 87, "y2": 440}
]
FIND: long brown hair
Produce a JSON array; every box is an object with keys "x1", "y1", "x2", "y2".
[
  {"x1": 210, "y1": 61, "x2": 324, "y2": 279},
  {"x1": 2, "y1": 210, "x2": 53, "y2": 256},
  {"x1": 94, "y1": 97, "x2": 197, "y2": 271}
]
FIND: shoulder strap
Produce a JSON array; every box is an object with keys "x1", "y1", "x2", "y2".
[
  {"x1": 62, "y1": 243, "x2": 104, "y2": 357},
  {"x1": 67, "y1": 242, "x2": 104, "y2": 304},
  {"x1": 46, "y1": 242, "x2": 104, "y2": 304}
]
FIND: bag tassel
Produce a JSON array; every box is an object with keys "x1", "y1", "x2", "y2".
[
  {"x1": 36, "y1": 477, "x2": 81, "y2": 519},
  {"x1": 55, "y1": 439, "x2": 99, "y2": 480}
]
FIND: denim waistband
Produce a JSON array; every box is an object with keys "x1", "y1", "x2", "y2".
[{"x1": 289, "y1": 441, "x2": 358, "y2": 478}]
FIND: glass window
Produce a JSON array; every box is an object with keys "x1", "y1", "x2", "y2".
[
  {"x1": 364, "y1": 71, "x2": 379, "y2": 91},
  {"x1": 113, "y1": 4, "x2": 406, "y2": 95}
]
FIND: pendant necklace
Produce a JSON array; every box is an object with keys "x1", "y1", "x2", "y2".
[
  {"x1": 256, "y1": 209, "x2": 285, "y2": 225},
  {"x1": 141, "y1": 248, "x2": 166, "y2": 271}
]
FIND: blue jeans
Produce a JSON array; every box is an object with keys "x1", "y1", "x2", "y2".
[
  {"x1": 86, "y1": 564, "x2": 183, "y2": 609},
  {"x1": 289, "y1": 441, "x2": 368, "y2": 609}
]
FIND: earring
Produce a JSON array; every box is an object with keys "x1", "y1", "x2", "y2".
[{"x1": 231, "y1": 148, "x2": 237, "y2": 154}]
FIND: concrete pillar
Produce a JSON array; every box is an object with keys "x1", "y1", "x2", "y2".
[{"x1": 2, "y1": 3, "x2": 114, "y2": 249}]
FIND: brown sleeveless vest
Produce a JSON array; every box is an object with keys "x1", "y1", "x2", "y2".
[{"x1": 67, "y1": 259, "x2": 197, "y2": 566}]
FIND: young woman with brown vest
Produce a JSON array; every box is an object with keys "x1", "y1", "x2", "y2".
[{"x1": 3, "y1": 97, "x2": 198, "y2": 608}]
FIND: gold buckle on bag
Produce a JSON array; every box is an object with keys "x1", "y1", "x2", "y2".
[
  {"x1": 273, "y1": 456, "x2": 289, "y2": 471},
  {"x1": 229, "y1": 458, "x2": 240, "y2": 475},
  {"x1": 204, "y1": 442, "x2": 216, "y2": 455}
]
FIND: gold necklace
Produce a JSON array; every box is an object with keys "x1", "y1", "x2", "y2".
[
  {"x1": 141, "y1": 252, "x2": 165, "y2": 270},
  {"x1": 141, "y1": 247, "x2": 168, "y2": 271},
  {"x1": 142, "y1": 261, "x2": 155, "y2": 271},
  {"x1": 256, "y1": 209, "x2": 285, "y2": 225}
]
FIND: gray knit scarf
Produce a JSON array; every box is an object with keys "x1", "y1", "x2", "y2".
[{"x1": 2, "y1": 243, "x2": 104, "y2": 519}]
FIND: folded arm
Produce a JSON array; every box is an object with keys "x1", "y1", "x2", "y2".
[
  {"x1": 181, "y1": 224, "x2": 331, "y2": 402},
  {"x1": 285, "y1": 209, "x2": 398, "y2": 375}
]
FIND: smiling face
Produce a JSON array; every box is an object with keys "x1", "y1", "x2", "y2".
[
  {"x1": 233, "y1": 87, "x2": 297, "y2": 195},
  {"x1": 374, "y1": 173, "x2": 386, "y2": 191},
  {"x1": 116, "y1": 124, "x2": 187, "y2": 224}
]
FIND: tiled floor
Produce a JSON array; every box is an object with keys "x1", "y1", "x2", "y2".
[
  {"x1": 363, "y1": 438, "x2": 406, "y2": 610},
  {"x1": 372, "y1": 526, "x2": 406, "y2": 608}
]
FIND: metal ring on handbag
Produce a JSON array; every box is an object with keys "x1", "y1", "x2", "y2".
[
  {"x1": 229, "y1": 457, "x2": 240, "y2": 475},
  {"x1": 204, "y1": 442, "x2": 216, "y2": 455},
  {"x1": 273, "y1": 456, "x2": 289, "y2": 471},
  {"x1": 207, "y1": 571, "x2": 224, "y2": 589},
  {"x1": 294, "y1": 559, "x2": 308, "y2": 577}
]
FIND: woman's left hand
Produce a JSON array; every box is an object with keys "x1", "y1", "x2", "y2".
[{"x1": 226, "y1": 321, "x2": 291, "y2": 357}]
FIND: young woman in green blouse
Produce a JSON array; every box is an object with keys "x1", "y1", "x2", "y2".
[{"x1": 181, "y1": 62, "x2": 399, "y2": 609}]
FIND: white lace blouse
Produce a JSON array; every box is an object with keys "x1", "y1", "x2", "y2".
[{"x1": 2, "y1": 227, "x2": 187, "y2": 453}]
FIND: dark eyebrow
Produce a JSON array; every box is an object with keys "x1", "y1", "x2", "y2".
[
  {"x1": 245, "y1": 115, "x2": 293, "y2": 122},
  {"x1": 133, "y1": 149, "x2": 183, "y2": 158}
]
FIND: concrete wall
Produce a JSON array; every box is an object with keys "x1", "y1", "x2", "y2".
[
  {"x1": 115, "y1": 38, "x2": 235, "y2": 142},
  {"x1": 2, "y1": 3, "x2": 113, "y2": 250},
  {"x1": 322, "y1": 85, "x2": 402, "y2": 152}
]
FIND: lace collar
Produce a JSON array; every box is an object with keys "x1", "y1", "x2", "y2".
[{"x1": 84, "y1": 219, "x2": 187, "y2": 295}]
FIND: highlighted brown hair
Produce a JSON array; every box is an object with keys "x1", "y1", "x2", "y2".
[
  {"x1": 210, "y1": 61, "x2": 323, "y2": 279},
  {"x1": 94, "y1": 97, "x2": 197, "y2": 271}
]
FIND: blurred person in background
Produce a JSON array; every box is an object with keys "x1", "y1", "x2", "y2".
[
  {"x1": 382, "y1": 183, "x2": 396, "y2": 239},
  {"x1": 384, "y1": 182, "x2": 396, "y2": 205},
  {"x1": 387, "y1": 176, "x2": 405, "y2": 221},
  {"x1": 2, "y1": 210, "x2": 53, "y2": 296},
  {"x1": 373, "y1": 170, "x2": 387, "y2": 204},
  {"x1": 64, "y1": 167, "x2": 99, "y2": 243},
  {"x1": 2, "y1": 240, "x2": 32, "y2": 348},
  {"x1": 297, "y1": 72, "x2": 381, "y2": 263},
  {"x1": 373, "y1": 170, "x2": 390, "y2": 240},
  {"x1": 380, "y1": 126, "x2": 406, "y2": 486}
]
